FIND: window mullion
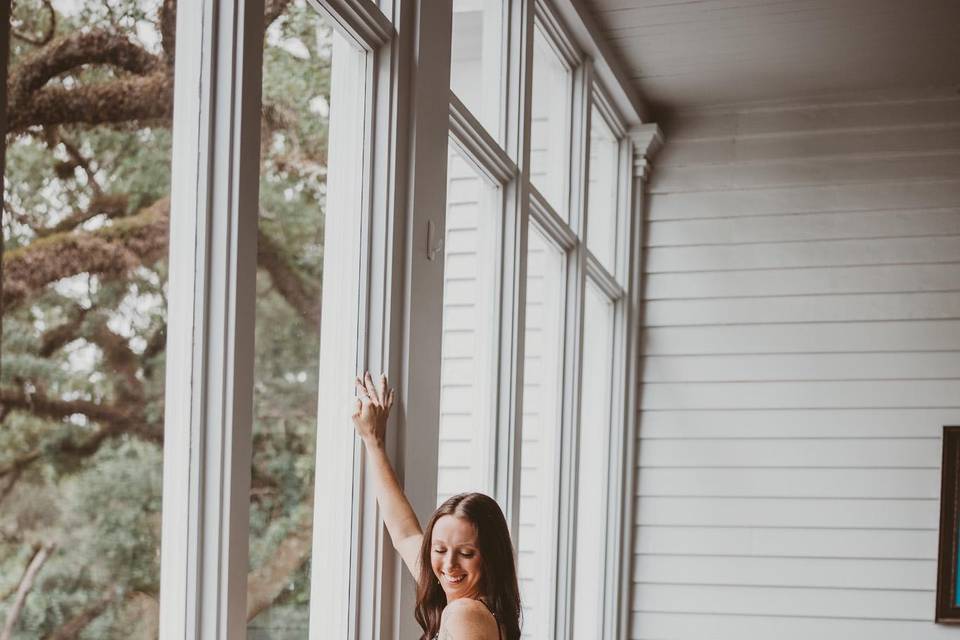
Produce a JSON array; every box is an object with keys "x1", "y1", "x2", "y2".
[
  {"x1": 158, "y1": 0, "x2": 264, "y2": 637},
  {"x1": 383, "y1": 2, "x2": 453, "y2": 639},
  {"x1": 597, "y1": 120, "x2": 633, "y2": 640},
  {"x1": 499, "y1": 0, "x2": 535, "y2": 543},
  {"x1": 555, "y1": 58, "x2": 592, "y2": 640},
  {"x1": 313, "y1": 0, "x2": 392, "y2": 46},
  {"x1": 449, "y1": 93, "x2": 518, "y2": 184}
]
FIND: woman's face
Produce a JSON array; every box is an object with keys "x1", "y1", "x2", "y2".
[{"x1": 430, "y1": 515, "x2": 483, "y2": 601}]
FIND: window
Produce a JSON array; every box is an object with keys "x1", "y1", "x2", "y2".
[
  {"x1": 529, "y1": 22, "x2": 572, "y2": 217},
  {"x1": 573, "y1": 281, "x2": 617, "y2": 638},
  {"x1": 587, "y1": 105, "x2": 621, "y2": 275},
  {"x1": 0, "y1": 2, "x2": 176, "y2": 635},
  {"x1": 450, "y1": 0, "x2": 504, "y2": 140},
  {"x1": 436, "y1": 141, "x2": 504, "y2": 502},
  {"x1": 0, "y1": 1, "x2": 646, "y2": 637},
  {"x1": 248, "y1": 3, "x2": 359, "y2": 634},
  {"x1": 517, "y1": 222, "x2": 568, "y2": 638}
]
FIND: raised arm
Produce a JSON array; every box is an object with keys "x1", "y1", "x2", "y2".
[{"x1": 353, "y1": 372, "x2": 423, "y2": 578}]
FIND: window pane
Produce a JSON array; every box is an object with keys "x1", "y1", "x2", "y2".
[
  {"x1": 0, "y1": 1, "x2": 176, "y2": 635},
  {"x1": 572, "y1": 282, "x2": 616, "y2": 638},
  {"x1": 451, "y1": 0, "x2": 503, "y2": 139},
  {"x1": 248, "y1": 3, "x2": 367, "y2": 634},
  {"x1": 587, "y1": 108, "x2": 620, "y2": 274},
  {"x1": 436, "y1": 143, "x2": 502, "y2": 503},
  {"x1": 517, "y1": 224, "x2": 566, "y2": 639},
  {"x1": 529, "y1": 24, "x2": 571, "y2": 217}
]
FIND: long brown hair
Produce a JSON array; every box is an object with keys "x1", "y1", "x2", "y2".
[{"x1": 414, "y1": 493, "x2": 521, "y2": 640}]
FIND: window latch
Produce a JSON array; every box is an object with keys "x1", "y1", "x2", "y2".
[{"x1": 426, "y1": 220, "x2": 444, "y2": 261}]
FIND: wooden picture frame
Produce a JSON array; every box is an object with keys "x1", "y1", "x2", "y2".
[{"x1": 936, "y1": 426, "x2": 960, "y2": 622}]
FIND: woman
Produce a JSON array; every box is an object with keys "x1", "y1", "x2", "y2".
[{"x1": 353, "y1": 372, "x2": 522, "y2": 640}]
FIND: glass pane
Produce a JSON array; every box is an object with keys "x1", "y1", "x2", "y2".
[
  {"x1": 0, "y1": 1, "x2": 176, "y2": 636},
  {"x1": 587, "y1": 108, "x2": 620, "y2": 274},
  {"x1": 451, "y1": 0, "x2": 503, "y2": 139},
  {"x1": 517, "y1": 224, "x2": 566, "y2": 639},
  {"x1": 248, "y1": 3, "x2": 366, "y2": 635},
  {"x1": 572, "y1": 282, "x2": 616, "y2": 638},
  {"x1": 529, "y1": 24, "x2": 571, "y2": 217},
  {"x1": 436, "y1": 143, "x2": 502, "y2": 503}
]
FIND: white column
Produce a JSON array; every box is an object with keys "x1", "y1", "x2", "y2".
[
  {"x1": 383, "y1": 1, "x2": 453, "y2": 638},
  {"x1": 158, "y1": 1, "x2": 264, "y2": 638},
  {"x1": 614, "y1": 122, "x2": 663, "y2": 639}
]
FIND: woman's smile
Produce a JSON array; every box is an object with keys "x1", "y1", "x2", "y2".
[{"x1": 431, "y1": 515, "x2": 484, "y2": 600}]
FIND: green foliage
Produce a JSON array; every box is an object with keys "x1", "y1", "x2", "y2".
[{"x1": 1, "y1": 0, "x2": 331, "y2": 636}]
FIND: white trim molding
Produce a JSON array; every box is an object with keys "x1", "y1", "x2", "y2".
[
  {"x1": 534, "y1": 0, "x2": 584, "y2": 70},
  {"x1": 552, "y1": 0, "x2": 648, "y2": 124},
  {"x1": 158, "y1": 0, "x2": 265, "y2": 637},
  {"x1": 586, "y1": 253, "x2": 625, "y2": 301},
  {"x1": 630, "y1": 123, "x2": 664, "y2": 180},
  {"x1": 592, "y1": 81, "x2": 628, "y2": 140},
  {"x1": 387, "y1": 2, "x2": 453, "y2": 639},
  {"x1": 313, "y1": 0, "x2": 393, "y2": 48},
  {"x1": 530, "y1": 186, "x2": 577, "y2": 251},
  {"x1": 498, "y1": 0, "x2": 535, "y2": 540},
  {"x1": 614, "y1": 121, "x2": 664, "y2": 640},
  {"x1": 449, "y1": 92, "x2": 519, "y2": 185}
]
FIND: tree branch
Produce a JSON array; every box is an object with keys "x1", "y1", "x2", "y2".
[
  {"x1": 8, "y1": 29, "x2": 160, "y2": 110},
  {"x1": 36, "y1": 194, "x2": 128, "y2": 238},
  {"x1": 86, "y1": 319, "x2": 144, "y2": 405},
  {"x1": 0, "y1": 542, "x2": 56, "y2": 640},
  {"x1": 43, "y1": 588, "x2": 117, "y2": 640},
  {"x1": 159, "y1": 0, "x2": 176, "y2": 66},
  {"x1": 39, "y1": 305, "x2": 89, "y2": 356},
  {"x1": 265, "y1": 0, "x2": 295, "y2": 28},
  {"x1": 2, "y1": 197, "x2": 169, "y2": 310},
  {"x1": 0, "y1": 386, "x2": 155, "y2": 481},
  {"x1": 257, "y1": 229, "x2": 320, "y2": 330},
  {"x1": 246, "y1": 508, "x2": 313, "y2": 621},
  {"x1": 46, "y1": 127, "x2": 106, "y2": 197},
  {"x1": 8, "y1": 72, "x2": 172, "y2": 133},
  {"x1": 10, "y1": 0, "x2": 56, "y2": 47}
]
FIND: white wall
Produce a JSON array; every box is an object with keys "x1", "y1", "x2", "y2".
[{"x1": 631, "y1": 89, "x2": 960, "y2": 640}]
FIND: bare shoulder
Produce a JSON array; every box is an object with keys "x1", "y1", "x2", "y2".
[{"x1": 439, "y1": 599, "x2": 499, "y2": 640}]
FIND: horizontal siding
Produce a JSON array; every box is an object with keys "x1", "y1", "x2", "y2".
[
  {"x1": 632, "y1": 92, "x2": 960, "y2": 639},
  {"x1": 436, "y1": 151, "x2": 495, "y2": 503},
  {"x1": 648, "y1": 179, "x2": 960, "y2": 221},
  {"x1": 638, "y1": 409, "x2": 958, "y2": 439},
  {"x1": 633, "y1": 613, "x2": 960, "y2": 640}
]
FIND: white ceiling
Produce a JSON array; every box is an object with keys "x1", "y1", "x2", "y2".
[{"x1": 585, "y1": 0, "x2": 960, "y2": 115}]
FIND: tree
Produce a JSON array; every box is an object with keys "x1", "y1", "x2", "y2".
[{"x1": 0, "y1": 1, "x2": 331, "y2": 636}]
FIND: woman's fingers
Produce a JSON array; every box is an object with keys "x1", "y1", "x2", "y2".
[
  {"x1": 364, "y1": 371, "x2": 381, "y2": 405},
  {"x1": 356, "y1": 371, "x2": 394, "y2": 412},
  {"x1": 356, "y1": 378, "x2": 372, "y2": 404},
  {"x1": 376, "y1": 374, "x2": 387, "y2": 406}
]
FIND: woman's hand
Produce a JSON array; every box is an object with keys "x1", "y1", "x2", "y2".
[{"x1": 353, "y1": 371, "x2": 395, "y2": 447}]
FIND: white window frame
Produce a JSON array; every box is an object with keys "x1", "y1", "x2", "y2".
[
  {"x1": 444, "y1": 93, "x2": 521, "y2": 501},
  {"x1": 157, "y1": 1, "x2": 408, "y2": 639},
  {"x1": 304, "y1": 3, "x2": 394, "y2": 640},
  {"x1": 158, "y1": 1, "x2": 265, "y2": 636}
]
